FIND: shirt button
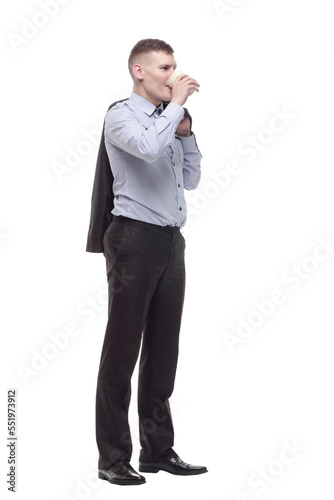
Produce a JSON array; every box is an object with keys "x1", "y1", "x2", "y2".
[
  {"x1": 179, "y1": 207, "x2": 182, "y2": 211},
  {"x1": 178, "y1": 183, "x2": 180, "y2": 188}
]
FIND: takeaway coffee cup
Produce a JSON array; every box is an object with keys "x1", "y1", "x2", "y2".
[{"x1": 168, "y1": 71, "x2": 195, "y2": 96}]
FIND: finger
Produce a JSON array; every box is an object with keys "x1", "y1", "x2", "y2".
[{"x1": 187, "y1": 78, "x2": 200, "y2": 87}]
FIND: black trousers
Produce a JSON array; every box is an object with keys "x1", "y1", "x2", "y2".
[{"x1": 95, "y1": 216, "x2": 186, "y2": 470}]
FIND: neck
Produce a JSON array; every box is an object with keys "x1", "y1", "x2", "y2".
[{"x1": 133, "y1": 85, "x2": 161, "y2": 107}]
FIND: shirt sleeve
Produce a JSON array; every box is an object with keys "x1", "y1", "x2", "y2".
[
  {"x1": 105, "y1": 102, "x2": 185, "y2": 164},
  {"x1": 178, "y1": 133, "x2": 202, "y2": 190}
]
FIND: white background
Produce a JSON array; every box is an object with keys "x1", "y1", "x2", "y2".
[{"x1": 1, "y1": 0, "x2": 334, "y2": 499}]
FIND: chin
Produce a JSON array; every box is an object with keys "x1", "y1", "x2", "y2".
[{"x1": 164, "y1": 87, "x2": 172, "y2": 101}]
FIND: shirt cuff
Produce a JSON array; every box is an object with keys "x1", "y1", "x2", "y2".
[
  {"x1": 177, "y1": 133, "x2": 198, "y2": 152},
  {"x1": 161, "y1": 102, "x2": 185, "y2": 123}
]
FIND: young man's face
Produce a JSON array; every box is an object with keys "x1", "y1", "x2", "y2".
[{"x1": 134, "y1": 51, "x2": 177, "y2": 106}]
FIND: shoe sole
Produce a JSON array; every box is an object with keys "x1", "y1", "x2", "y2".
[
  {"x1": 139, "y1": 463, "x2": 208, "y2": 476},
  {"x1": 98, "y1": 471, "x2": 146, "y2": 486}
]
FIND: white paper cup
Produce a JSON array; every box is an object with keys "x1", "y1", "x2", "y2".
[{"x1": 168, "y1": 71, "x2": 195, "y2": 96}]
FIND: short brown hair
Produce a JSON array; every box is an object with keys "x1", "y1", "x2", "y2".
[{"x1": 128, "y1": 38, "x2": 174, "y2": 76}]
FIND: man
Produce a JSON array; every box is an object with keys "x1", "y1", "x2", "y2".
[{"x1": 88, "y1": 38, "x2": 207, "y2": 486}]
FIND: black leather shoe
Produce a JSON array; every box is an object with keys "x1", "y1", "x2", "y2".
[
  {"x1": 98, "y1": 461, "x2": 146, "y2": 486},
  {"x1": 139, "y1": 454, "x2": 208, "y2": 476}
]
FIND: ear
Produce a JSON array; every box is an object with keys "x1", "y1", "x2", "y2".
[{"x1": 132, "y1": 63, "x2": 144, "y2": 81}]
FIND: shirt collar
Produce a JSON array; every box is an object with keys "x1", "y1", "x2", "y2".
[{"x1": 130, "y1": 92, "x2": 161, "y2": 117}]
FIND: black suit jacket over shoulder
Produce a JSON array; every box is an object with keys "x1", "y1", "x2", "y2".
[{"x1": 86, "y1": 99, "x2": 127, "y2": 253}]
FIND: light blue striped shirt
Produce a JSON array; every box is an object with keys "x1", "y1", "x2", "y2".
[{"x1": 104, "y1": 92, "x2": 202, "y2": 227}]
